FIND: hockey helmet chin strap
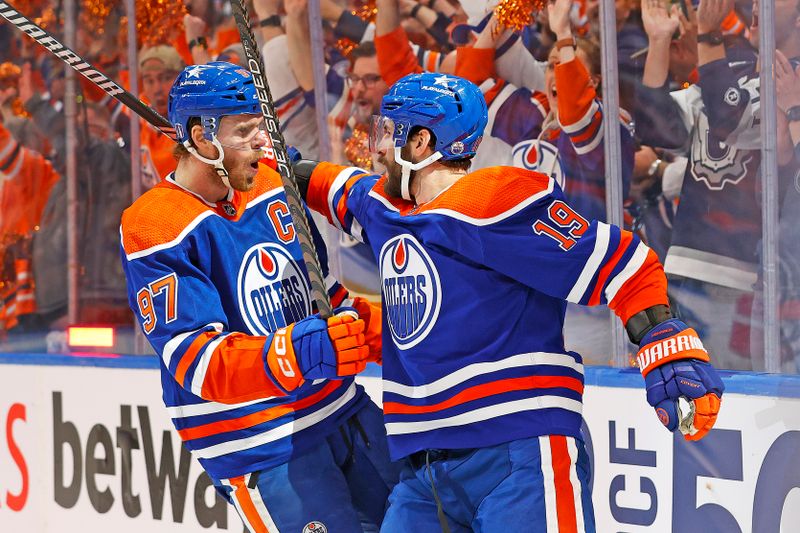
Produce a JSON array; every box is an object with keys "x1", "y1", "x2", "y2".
[
  {"x1": 185, "y1": 135, "x2": 233, "y2": 190},
  {"x1": 394, "y1": 146, "x2": 443, "y2": 201}
]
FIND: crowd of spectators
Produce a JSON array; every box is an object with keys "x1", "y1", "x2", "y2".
[{"x1": 0, "y1": 0, "x2": 798, "y2": 372}]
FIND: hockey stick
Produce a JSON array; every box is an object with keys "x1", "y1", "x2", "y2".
[
  {"x1": 0, "y1": 1, "x2": 178, "y2": 142},
  {"x1": 228, "y1": 0, "x2": 333, "y2": 318}
]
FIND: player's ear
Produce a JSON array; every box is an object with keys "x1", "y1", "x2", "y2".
[
  {"x1": 190, "y1": 123, "x2": 211, "y2": 152},
  {"x1": 412, "y1": 128, "x2": 433, "y2": 157}
]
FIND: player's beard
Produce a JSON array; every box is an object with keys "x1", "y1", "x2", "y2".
[
  {"x1": 380, "y1": 144, "x2": 415, "y2": 199},
  {"x1": 223, "y1": 150, "x2": 261, "y2": 192}
]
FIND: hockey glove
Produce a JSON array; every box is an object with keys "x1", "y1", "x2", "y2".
[
  {"x1": 353, "y1": 297, "x2": 383, "y2": 364},
  {"x1": 637, "y1": 318, "x2": 724, "y2": 441},
  {"x1": 263, "y1": 308, "x2": 369, "y2": 393}
]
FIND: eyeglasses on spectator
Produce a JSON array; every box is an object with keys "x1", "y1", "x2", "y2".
[{"x1": 346, "y1": 73, "x2": 383, "y2": 88}]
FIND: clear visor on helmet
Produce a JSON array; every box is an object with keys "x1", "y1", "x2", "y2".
[
  {"x1": 216, "y1": 116, "x2": 269, "y2": 152},
  {"x1": 368, "y1": 114, "x2": 412, "y2": 154},
  {"x1": 369, "y1": 115, "x2": 394, "y2": 154}
]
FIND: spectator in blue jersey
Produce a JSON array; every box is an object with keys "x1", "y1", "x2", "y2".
[
  {"x1": 635, "y1": 0, "x2": 799, "y2": 370},
  {"x1": 292, "y1": 70, "x2": 725, "y2": 531},
  {"x1": 119, "y1": 62, "x2": 399, "y2": 533}
]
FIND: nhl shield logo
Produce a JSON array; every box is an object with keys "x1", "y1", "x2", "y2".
[
  {"x1": 379, "y1": 234, "x2": 441, "y2": 350},
  {"x1": 237, "y1": 243, "x2": 312, "y2": 335},
  {"x1": 302, "y1": 522, "x2": 327, "y2": 533}
]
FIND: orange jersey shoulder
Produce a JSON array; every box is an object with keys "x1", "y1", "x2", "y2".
[
  {"x1": 121, "y1": 182, "x2": 210, "y2": 256},
  {"x1": 122, "y1": 163, "x2": 285, "y2": 256},
  {"x1": 418, "y1": 166, "x2": 553, "y2": 220}
]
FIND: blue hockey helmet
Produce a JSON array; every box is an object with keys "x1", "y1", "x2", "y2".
[
  {"x1": 168, "y1": 61, "x2": 260, "y2": 144},
  {"x1": 379, "y1": 72, "x2": 487, "y2": 160}
]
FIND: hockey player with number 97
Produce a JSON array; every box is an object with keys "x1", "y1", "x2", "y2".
[
  {"x1": 120, "y1": 62, "x2": 400, "y2": 533},
  {"x1": 292, "y1": 71, "x2": 725, "y2": 532}
]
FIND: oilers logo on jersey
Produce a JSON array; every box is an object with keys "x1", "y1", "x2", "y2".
[
  {"x1": 511, "y1": 139, "x2": 566, "y2": 190},
  {"x1": 237, "y1": 242, "x2": 312, "y2": 335},
  {"x1": 379, "y1": 234, "x2": 441, "y2": 350}
]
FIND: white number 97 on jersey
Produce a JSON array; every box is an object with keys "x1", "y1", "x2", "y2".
[{"x1": 136, "y1": 273, "x2": 179, "y2": 334}]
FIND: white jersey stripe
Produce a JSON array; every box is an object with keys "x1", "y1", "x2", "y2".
[
  {"x1": 559, "y1": 100, "x2": 600, "y2": 134},
  {"x1": 383, "y1": 352, "x2": 583, "y2": 398},
  {"x1": 327, "y1": 167, "x2": 361, "y2": 230},
  {"x1": 245, "y1": 474, "x2": 280, "y2": 533},
  {"x1": 226, "y1": 483, "x2": 255, "y2": 532},
  {"x1": 367, "y1": 189, "x2": 400, "y2": 212},
  {"x1": 385, "y1": 396, "x2": 582, "y2": 435},
  {"x1": 382, "y1": 352, "x2": 583, "y2": 399},
  {"x1": 166, "y1": 397, "x2": 270, "y2": 419},
  {"x1": 245, "y1": 188, "x2": 285, "y2": 210},
  {"x1": 190, "y1": 334, "x2": 230, "y2": 396},
  {"x1": 566, "y1": 223, "x2": 611, "y2": 303},
  {"x1": 605, "y1": 241, "x2": 650, "y2": 303},
  {"x1": 567, "y1": 437, "x2": 586, "y2": 532},
  {"x1": 539, "y1": 436, "x2": 559, "y2": 533},
  {"x1": 124, "y1": 211, "x2": 215, "y2": 260},
  {"x1": 192, "y1": 383, "x2": 358, "y2": 459},
  {"x1": 162, "y1": 323, "x2": 223, "y2": 368},
  {"x1": 572, "y1": 127, "x2": 604, "y2": 155}
]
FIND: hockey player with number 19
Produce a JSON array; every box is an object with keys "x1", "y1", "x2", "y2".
[{"x1": 293, "y1": 72, "x2": 725, "y2": 532}]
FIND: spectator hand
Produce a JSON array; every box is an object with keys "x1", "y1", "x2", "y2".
[
  {"x1": 547, "y1": 0, "x2": 574, "y2": 39},
  {"x1": 399, "y1": 0, "x2": 416, "y2": 17},
  {"x1": 183, "y1": 14, "x2": 207, "y2": 44},
  {"x1": 637, "y1": 318, "x2": 724, "y2": 441},
  {"x1": 776, "y1": 50, "x2": 800, "y2": 114},
  {"x1": 18, "y1": 63, "x2": 33, "y2": 104},
  {"x1": 697, "y1": 0, "x2": 734, "y2": 34},
  {"x1": 642, "y1": 0, "x2": 680, "y2": 42}
]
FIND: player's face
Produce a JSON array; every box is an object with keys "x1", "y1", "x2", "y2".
[
  {"x1": 217, "y1": 114, "x2": 269, "y2": 192},
  {"x1": 369, "y1": 116, "x2": 412, "y2": 197}
]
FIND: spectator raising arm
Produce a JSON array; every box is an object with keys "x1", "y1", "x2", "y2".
[
  {"x1": 641, "y1": 0, "x2": 681, "y2": 88},
  {"x1": 285, "y1": 0, "x2": 314, "y2": 92},
  {"x1": 776, "y1": 50, "x2": 800, "y2": 164},
  {"x1": 184, "y1": 14, "x2": 211, "y2": 65},
  {"x1": 635, "y1": 0, "x2": 692, "y2": 149},
  {"x1": 376, "y1": 0, "x2": 423, "y2": 84}
]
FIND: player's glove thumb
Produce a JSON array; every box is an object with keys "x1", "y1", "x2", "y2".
[
  {"x1": 262, "y1": 309, "x2": 368, "y2": 393},
  {"x1": 637, "y1": 318, "x2": 724, "y2": 441},
  {"x1": 352, "y1": 297, "x2": 382, "y2": 364}
]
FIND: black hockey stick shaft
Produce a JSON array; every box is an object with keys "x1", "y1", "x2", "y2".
[
  {"x1": 0, "y1": 1, "x2": 178, "y2": 142},
  {"x1": 229, "y1": 0, "x2": 333, "y2": 318}
]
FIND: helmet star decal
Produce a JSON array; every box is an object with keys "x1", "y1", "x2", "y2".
[
  {"x1": 433, "y1": 74, "x2": 451, "y2": 86},
  {"x1": 185, "y1": 65, "x2": 204, "y2": 78}
]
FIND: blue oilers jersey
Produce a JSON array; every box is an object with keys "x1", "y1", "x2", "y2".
[
  {"x1": 635, "y1": 55, "x2": 763, "y2": 291},
  {"x1": 307, "y1": 163, "x2": 668, "y2": 460},
  {"x1": 120, "y1": 164, "x2": 366, "y2": 480}
]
